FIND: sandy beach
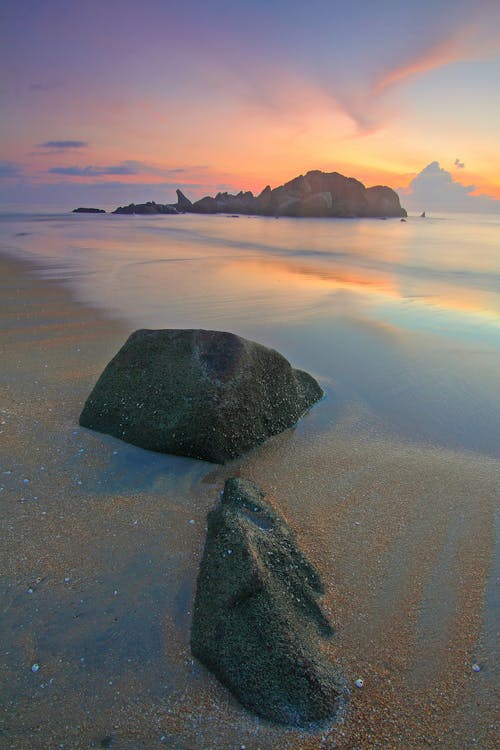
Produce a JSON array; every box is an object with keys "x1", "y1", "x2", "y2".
[{"x1": 1, "y1": 252, "x2": 498, "y2": 750}]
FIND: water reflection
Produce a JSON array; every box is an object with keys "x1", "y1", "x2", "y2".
[{"x1": 1, "y1": 210, "x2": 499, "y2": 455}]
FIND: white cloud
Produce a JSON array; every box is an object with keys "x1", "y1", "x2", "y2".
[{"x1": 401, "y1": 161, "x2": 500, "y2": 213}]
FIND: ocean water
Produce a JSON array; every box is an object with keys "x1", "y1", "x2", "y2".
[{"x1": 1, "y1": 209, "x2": 499, "y2": 457}]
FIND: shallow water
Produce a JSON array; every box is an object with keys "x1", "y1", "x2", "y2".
[{"x1": 1, "y1": 210, "x2": 499, "y2": 456}]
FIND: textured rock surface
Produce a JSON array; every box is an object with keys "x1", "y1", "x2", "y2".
[
  {"x1": 79, "y1": 329, "x2": 323, "y2": 463},
  {"x1": 191, "y1": 478, "x2": 347, "y2": 726}
]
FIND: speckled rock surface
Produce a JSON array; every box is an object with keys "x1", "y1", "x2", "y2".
[
  {"x1": 79, "y1": 329, "x2": 323, "y2": 463},
  {"x1": 191, "y1": 478, "x2": 347, "y2": 726}
]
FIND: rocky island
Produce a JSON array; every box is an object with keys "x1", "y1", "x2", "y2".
[{"x1": 108, "y1": 169, "x2": 406, "y2": 218}]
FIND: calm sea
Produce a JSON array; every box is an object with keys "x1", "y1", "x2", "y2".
[{"x1": 1, "y1": 210, "x2": 499, "y2": 457}]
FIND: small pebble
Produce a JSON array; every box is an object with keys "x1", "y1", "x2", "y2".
[
  {"x1": 31, "y1": 663, "x2": 40, "y2": 672},
  {"x1": 188, "y1": 519, "x2": 195, "y2": 525},
  {"x1": 27, "y1": 588, "x2": 33, "y2": 594},
  {"x1": 355, "y1": 678, "x2": 364, "y2": 688},
  {"x1": 472, "y1": 663, "x2": 481, "y2": 672},
  {"x1": 227, "y1": 549, "x2": 232, "y2": 555}
]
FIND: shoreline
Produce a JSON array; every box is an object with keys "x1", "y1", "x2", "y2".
[{"x1": 0, "y1": 251, "x2": 498, "y2": 749}]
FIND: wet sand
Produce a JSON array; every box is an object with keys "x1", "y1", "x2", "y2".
[{"x1": 1, "y1": 253, "x2": 498, "y2": 749}]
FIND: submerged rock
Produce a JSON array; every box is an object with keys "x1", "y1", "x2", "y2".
[
  {"x1": 191, "y1": 478, "x2": 347, "y2": 726},
  {"x1": 79, "y1": 329, "x2": 323, "y2": 463}
]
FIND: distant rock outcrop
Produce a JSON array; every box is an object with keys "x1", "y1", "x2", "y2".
[
  {"x1": 187, "y1": 170, "x2": 406, "y2": 218},
  {"x1": 191, "y1": 477, "x2": 347, "y2": 726},
  {"x1": 110, "y1": 169, "x2": 406, "y2": 218},
  {"x1": 72, "y1": 207, "x2": 106, "y2": 213},
  {"x1": 176, "y1": 189, "x2": 193, "y2": 212},
  {"x1": 112, "y1": 201, "x2": 178, "y2": 215},
  {"x1": 79, "y1": 329, "x2": 323, "y2": 463}
]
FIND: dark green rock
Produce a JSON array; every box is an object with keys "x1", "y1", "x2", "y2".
[
  {"x1": 79, "y1": 329, "x2": 323, "y2": 464},
  {"x1": 191, "y1": 478, "x2": 347, "y2": 726}
]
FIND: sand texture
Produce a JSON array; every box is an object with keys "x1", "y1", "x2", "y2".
[{"x1": 1, "y1": 254, "x2": 498, "y2": 749}]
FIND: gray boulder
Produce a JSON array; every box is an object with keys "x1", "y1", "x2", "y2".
[
  {"x1": 191, "y1": 477, "x2": 347, "y2": 726},
  {"x1": 79, "y1": 329, "x2": 323, "y2": 463}
]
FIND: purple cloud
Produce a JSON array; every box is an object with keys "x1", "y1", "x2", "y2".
[
  {"x1": 40, "y1": 140, "x2": 88, "y2": 149},
  {"x1": 49, "y1": 164, "x2": 138, "y2": 176},
  {"x1": 0, "y1": 161, "x2": 22, "y2": 178}
]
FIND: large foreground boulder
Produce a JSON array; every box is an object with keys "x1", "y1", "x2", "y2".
[
  {"x1": 191, "y1": 478, "x2": 347, "y2": 726},
  {"x1": 79, "y1": 329, "x2": 323, "y2": 463}
]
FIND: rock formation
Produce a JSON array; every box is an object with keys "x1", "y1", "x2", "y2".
[
  {"x1": 186, "y1": 169, "x2": 406, "y2": 218},
  {"x1": 176, "y1": 189, "x2": 193, "y2": 212},
  {"x1": 72, "y1": 207, "x2": 106, "y2": 213},
  {"x1": 112, "y1": 200, "x2": 178, "y2": 215},
  {"x1": 109, "y1": 169, "x2": 406, "y2": 218},
  {"x1": 191, "y1": 477, "x2": 347, "y2": 726},
  {"x1": 79, "y1": 329, "x2": 323, "y2": 463}
]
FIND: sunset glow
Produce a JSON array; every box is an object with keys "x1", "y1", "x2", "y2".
[{"x1": 1, "y1": 0, "x2": 499, "y2": 210}]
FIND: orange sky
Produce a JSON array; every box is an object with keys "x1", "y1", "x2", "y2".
[{"x1": 1, "y1": 0, "x2": 499, "y2": 208}]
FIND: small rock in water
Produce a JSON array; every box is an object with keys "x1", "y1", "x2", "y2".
[
  {"x1": 31, "y1": 663, "x2": 40, "y2": 673},
  {"x1": 355, "y1": 678, "x2": 364, "y2": 688},
  {"x1": 472, "y1": 663, "x2": 481, "y2": 672}
]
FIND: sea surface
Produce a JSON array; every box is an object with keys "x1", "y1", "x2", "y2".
[{"x1": 1, "y1": 209, "x2": 499, "y2": 457}]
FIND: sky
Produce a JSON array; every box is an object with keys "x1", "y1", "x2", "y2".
[{"x1": 1, "y1": 0, "x2": 499, "y2": 211}]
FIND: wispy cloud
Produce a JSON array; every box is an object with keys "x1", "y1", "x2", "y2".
[
  {"x1": 373, "y1": 36, "x2": 466, "y2": 94},
  {"x1": 39, "y1": 140, "x2": 88, "y2": 149},
  {"x1": 49, "y1": 164, "x2": 137, "y2": 176},
  {"x1": 47, "y1": 161, "x2": 208, "y2": 178},
  {"x1": 0, "y1": 161, "x2": 22, "y2": 178}
]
